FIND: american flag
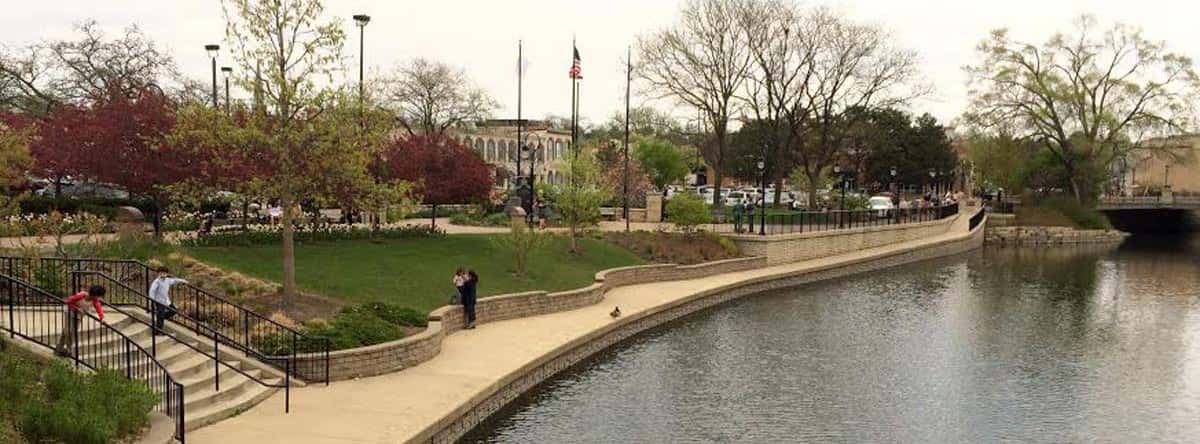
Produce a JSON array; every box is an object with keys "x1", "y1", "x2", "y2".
[{"x1": 568, "y1": 46, "x2": 582, "y2": 79}]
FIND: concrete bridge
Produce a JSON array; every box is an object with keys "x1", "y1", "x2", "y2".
[{"x1": 1098, "y1": 193, "x2": 1200, "y2": 233}]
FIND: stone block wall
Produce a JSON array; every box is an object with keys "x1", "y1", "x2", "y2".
[
  {"x1": 984, "y1": 226, "x2": 1129, "y2": 246},
  {"x1": 301, "y1": 256, "x2": 766, "y2": 381},
  {"x1": 729, "y1": 217, "x2": 956, "y2": 265}
]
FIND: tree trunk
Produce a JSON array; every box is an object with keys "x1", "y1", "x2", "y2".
[
  {"x1": 431, "y1": 204, "x2": 437, "y2": 229},
  {"x1": 152, "y1": 195, "x2": 164, "y2": 239},
  {"x1": 280, "y1": 192, "x2": 297, "y2": 303},
  {"x1": 807, "y1": 169, "x2": 821, "y2": 209},
  {"x1": 773, "y1": 178, "x2": 783, "y2": 207}
]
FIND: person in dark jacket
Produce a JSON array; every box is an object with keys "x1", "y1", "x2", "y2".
[{"x1": 460, "y1": 269, "x2": 479, "y2": 329}]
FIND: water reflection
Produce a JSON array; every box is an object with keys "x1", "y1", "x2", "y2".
[{"x1": 466, "y1": 237, "x2": 1200, "y2": 444}]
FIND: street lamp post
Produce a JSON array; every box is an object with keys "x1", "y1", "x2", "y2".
[
  {"x1": 220, "y1": 67, "x2": 232, "y2": 113},
  {"x1": 527, "y1": 134, "x2": 542, "y2": 225},
  {"x1": 353, "y1": 14, "x2": 370, "y2": 111},
  {"x1": 757, "y1": 159, "x2": 766, "y2": 236},
  {"x1": 205, "y1": 44, "x2": 220, "y2": 107}
]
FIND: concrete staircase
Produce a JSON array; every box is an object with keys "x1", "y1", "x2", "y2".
[{"x1": 8, "y1": 309, "x2": 285, "y2": 431}]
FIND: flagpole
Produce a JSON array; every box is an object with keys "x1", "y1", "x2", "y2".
[
  {"x1": 623, "y1": 45, "x2": 632, "y2": 232},
  {"x1": 517, "y1": 40, "x2": 523, "y2": 190}
]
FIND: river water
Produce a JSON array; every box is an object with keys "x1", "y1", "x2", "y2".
[{"x1": 465, "y1": 237, "x2": 1200, "y2": 443}]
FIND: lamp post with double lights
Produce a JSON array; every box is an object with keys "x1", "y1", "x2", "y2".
[{"x1": 205, "y1": 44, "x2": 220, "y2": 107}]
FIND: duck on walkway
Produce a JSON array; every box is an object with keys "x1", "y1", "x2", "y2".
[{"x1": 610, "y1": 306, "x2": 621, "y2": 318}]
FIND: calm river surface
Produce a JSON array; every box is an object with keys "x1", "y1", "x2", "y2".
[{"x1": 466, "y1": 237, "x2": 1200, "y2": 443}]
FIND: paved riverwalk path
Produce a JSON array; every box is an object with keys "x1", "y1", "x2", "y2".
[{"x1": 190, "y1": 210, "x2": 978, "y2": 443}]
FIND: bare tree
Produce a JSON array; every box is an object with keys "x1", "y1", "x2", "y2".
[
  {"x1": 963, "y1": 16, "x2": 1200, "y2": 202},
  {"x1": 0, "y1": 21, "x2": 178, "y2": 114},
  {"x1": 636, "y1": 0, "x2": 754, "y2": 208},
  {"x1": 384, "y1": 58, "x2": 498, "y2": 137},
  {"x1": 792, "y1": 8, "x2": 923, "y2": 207},
  {"x1": 736, "y1": 0, "x2": 819, "y2": 205}
]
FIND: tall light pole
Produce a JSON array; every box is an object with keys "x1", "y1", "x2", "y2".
[
  {"x1": 890, "y1": 166, "x2": 899, "y2": 223},
  {"x1": 928, "y1": 169, "x2": 937, "y2": 197},
  {"x1": 624, "y1": 45, "x2": 632, "y2": 233},
  {"x1": 205, "y1": 44, "x2": 220, "y2": 107},
  {"x1": 220, "y1": 67, "x2": 232, "y2": 113},
  {"x1": 353, "y1": 14, "x2": 370, "y2": 113}
]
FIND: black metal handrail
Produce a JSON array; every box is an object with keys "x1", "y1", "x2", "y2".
[
  {"x1": 969, "y1": 207, "x2": 987, "y2": 231},
  {"x1": 1, "y1": 273, "x2": 187, "y2": 443},
  {"x1": 69, "y1": 270, "x2": 292, "y2": 413},
  {"x1": 711, "y1": 203, "x2": 960, "y2": 235},
  {"x1": 0, "y1": 256, "x2": 330, "y2": 384}
]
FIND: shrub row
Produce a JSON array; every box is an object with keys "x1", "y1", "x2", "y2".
[
  {"x1": 259, "y1": 302, "x2": 429, "y2": 354},
  {"x1": 179, "y1": 224, "x2": 443, "y2": 247}
]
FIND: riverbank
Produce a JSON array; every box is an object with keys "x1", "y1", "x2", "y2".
[{"x1": 187, "y1": 208, "x2": 983, "y2": 444}]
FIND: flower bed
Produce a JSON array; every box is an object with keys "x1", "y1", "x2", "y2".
[{"x1": 180, "y1": 223, "x2": 443, "y2": 247}]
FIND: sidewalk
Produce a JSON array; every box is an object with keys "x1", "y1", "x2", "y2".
[{"x1": 188, "y1": 210, "x2": 978, "y2": 444}]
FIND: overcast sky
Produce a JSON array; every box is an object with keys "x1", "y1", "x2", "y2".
[{"x1": 3, "y1": 0, "x2": 1197, "y2": 128}]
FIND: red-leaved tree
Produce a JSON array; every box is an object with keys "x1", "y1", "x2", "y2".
[
  {"x1": 32, "y1": 85, "x2": 208, "y2": 235},
  {"x1": 378, "y1": 134, "x2": 492, "y2": 226}
]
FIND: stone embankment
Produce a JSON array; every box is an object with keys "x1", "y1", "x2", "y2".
[{"x1": 984, "y1": 226, "x2": 1129, "y2": 246}]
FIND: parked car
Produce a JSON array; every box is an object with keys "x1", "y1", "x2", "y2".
[
  {"x1": 725, "y1": 191, "x2": 750, "y2": 207},
  {"x1": 868, "y1": 195, "x2": 895, "y2": 218}
]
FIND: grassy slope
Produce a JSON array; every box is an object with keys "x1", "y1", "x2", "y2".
[{"x1": 184, "y1": 234, "x2": 644, "y2": 313}]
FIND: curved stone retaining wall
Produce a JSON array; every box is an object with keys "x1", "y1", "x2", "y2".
[
  {"x1": 728, "y1": 216, "x2": 957, "y2": 265},
  {"x1": 420, "y1": 212, "x2": 986, "y2": 444},
  {"x1": 297, "y1": 256, "x2": 767, "y2": 381}
]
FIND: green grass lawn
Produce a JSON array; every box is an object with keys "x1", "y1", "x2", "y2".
[{"x1": 183, "y1": 234, "x2": 644, "y2": 313}]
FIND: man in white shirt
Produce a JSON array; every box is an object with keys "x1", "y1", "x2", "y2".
[{"x1": 148, "y1": 267, "x2": 187, "y2": 335}]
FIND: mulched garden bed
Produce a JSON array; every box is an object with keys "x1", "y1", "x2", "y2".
[{"x1": 603, "y1": 231, "x2": 741, "y2": 265}]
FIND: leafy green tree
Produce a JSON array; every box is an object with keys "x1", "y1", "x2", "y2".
[
  {"x1": 490, "y1": 220, "x2": 547, "y2": 277},
  {"x1": 634, "y1": 137, "x2": 689, "y2": 192},
  {"x1": 550, "y1": 148, "x2": 611, "y2": 253},
  {"x1": 967, "y1": 134, "x2": 1035, "y2": 194},
  {"x1": 964, "y1": 16, "x2": 1200, "y2": 202},
  {"x1": 665, "y1": 192, "x2": 711, "y2": 233}
]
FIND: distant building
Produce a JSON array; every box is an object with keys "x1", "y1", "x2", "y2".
[
  {"x1": 449, "y1": 120, "x2": 573, "y2": 189},
  {"x1": 1120, "y1": 135, "x2": 1200, "y2": 195}
]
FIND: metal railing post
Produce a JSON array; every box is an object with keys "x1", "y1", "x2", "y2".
[
  {"x1": 214, "y1": 330, "x2": 220, "y2": 391},
  {"x1": 125, "y1": 340, "x2": 132, "y2": 378}
]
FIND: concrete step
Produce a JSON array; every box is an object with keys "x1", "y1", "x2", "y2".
[{"x1": 183, "y1": 380, "x2": 280, "y2": 431}]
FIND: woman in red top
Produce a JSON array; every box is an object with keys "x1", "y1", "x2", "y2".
[{"x1": 55, "y1": 285, "x2": 106, "y2": 357}]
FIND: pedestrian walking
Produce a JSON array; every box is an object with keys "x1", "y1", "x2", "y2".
[
  {"x1": 148, "y1": 267, "x2": 187, "y2": 335},
  {"x1": 56, "y1": 285, "x2": 106, "y2": 356},
  {"x1": 460, "y1": 269, "x2": 479, "y2": 329}
]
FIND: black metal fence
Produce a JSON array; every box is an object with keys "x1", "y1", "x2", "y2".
[
  {"x1": 1, "y1": 273, "x2": 187, "y2": 443},
  {"x1": 710, "y1": 203, "x2": 960, "y2": 236},
  {"x1": 0, "y1": 256, "x2": 330, "y2": 385}
]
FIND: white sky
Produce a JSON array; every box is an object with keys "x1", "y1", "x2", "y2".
[{"x1": 3, "y1": 0, "x2": 1198, "y2": 127}]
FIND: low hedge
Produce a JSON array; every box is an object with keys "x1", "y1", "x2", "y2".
[
  {"x1": 260, "y1": 302, "x2": 429, "y2": 354},
  {"x1": 0, "y1": 346, "x2": 158, "y2": 444}
]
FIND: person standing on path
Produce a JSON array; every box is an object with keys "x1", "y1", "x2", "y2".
[
  {"x1": 55, "y1": 285, "x2": 106, "y2": 356},
  {"x1": 460, "y1": 269, "x2": 479, "y2": 329},
  {"x1": 148, "y1": 267, "x2": 187, "y2": 335}
]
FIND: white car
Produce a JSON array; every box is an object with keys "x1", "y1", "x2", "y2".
[
  {"x1": 724, "y1": 191, "x2": 750, "y2": 207},
  {"x1": 868, "y1": 196, "x2": 895, "y2": 218}
]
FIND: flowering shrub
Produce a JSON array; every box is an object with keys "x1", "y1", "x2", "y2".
[
  {"x1": 180, "y1": 223, "x2": 443, "y2": 247},
  {"x1": 0, "y1": 212, "x2": 113, "y2": 237}
]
